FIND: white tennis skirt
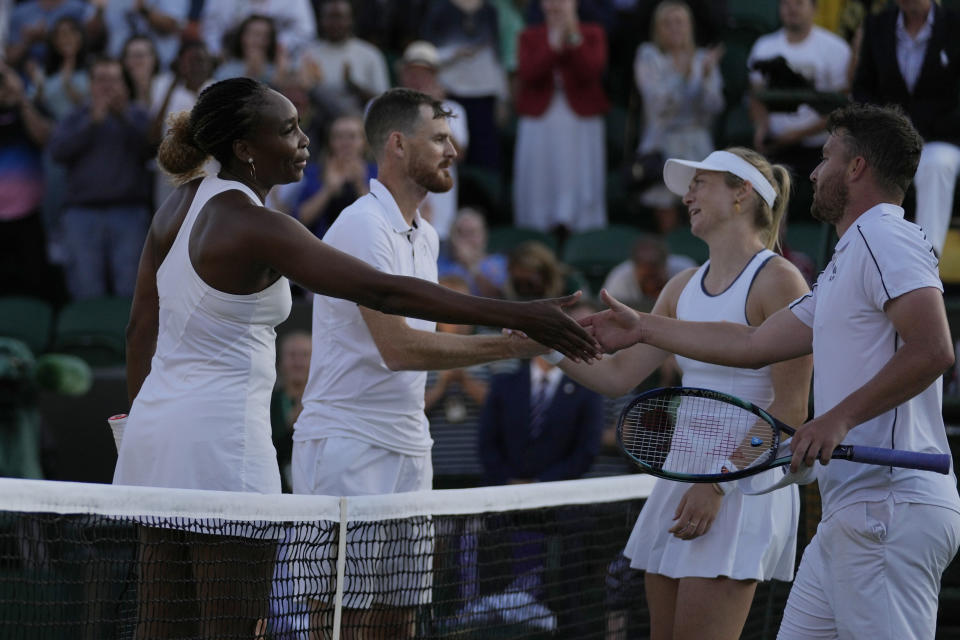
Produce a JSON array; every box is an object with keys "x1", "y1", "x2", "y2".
[{"x1": 624, "y1": 474, "x2": 799, "y2": 582}]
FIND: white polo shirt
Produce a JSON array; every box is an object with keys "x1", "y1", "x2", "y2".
[
  {"x1": 747, "y1": 26, "x2": 851, "y2": 147},
  {"x1": 790, "y1": 204, "x2": 960, "y2": 518},
  {"x1": 294, "y1": 179, "x2": 440, "y2": 456}
]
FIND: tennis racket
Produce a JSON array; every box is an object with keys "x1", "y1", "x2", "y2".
[{"x1": 617, "y1": 386, "x2": 951, "y2": 482}]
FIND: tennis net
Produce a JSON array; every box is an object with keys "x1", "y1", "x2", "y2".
[{"x1": 0, "y1": 474, "x2": 791, "y2": 639}]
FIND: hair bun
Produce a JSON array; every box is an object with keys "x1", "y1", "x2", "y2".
[{"x1": 157, "y1": 110, "x2": 208, "y2": 183}]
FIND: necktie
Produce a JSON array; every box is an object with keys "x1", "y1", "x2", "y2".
[{"x1": 529, "y1": 376, "x2": 549, "y2": 439}]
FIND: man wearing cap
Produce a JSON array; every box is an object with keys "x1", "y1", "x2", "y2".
[
  {"x1": 584, "y1": 103, "x2": 960, "y2": 640},
  {"x1": 395, "y1": 39, "x2": 469, "y2": 242}
]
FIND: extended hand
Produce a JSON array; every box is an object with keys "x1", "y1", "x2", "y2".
[
  {"x1": 518, "y1": 292, "x2": 599, "y2": 362},
  {"x1": 577, "y1": 290, "x2": 643, "y2": 353}
]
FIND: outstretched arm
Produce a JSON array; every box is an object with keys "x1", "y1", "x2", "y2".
[
  {"x1": 360, "y1": 309, "x2": 548, "y2": 371},
  {"x1": 581, "y1": 289, "x2": 812, "y2": 368},
  {"x1": 246, "y1": 206, "x2": 599, "y2": 361}
]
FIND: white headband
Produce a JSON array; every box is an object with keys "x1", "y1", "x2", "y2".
[{"x1": 662, "y1": 150, "x2": 778, "y2": 208}]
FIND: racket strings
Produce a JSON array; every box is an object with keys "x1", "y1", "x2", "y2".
[{"x1": 621, "y1": 394, "x2": 777, "y2": 476}]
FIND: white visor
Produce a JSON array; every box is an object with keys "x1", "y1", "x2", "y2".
[{"x1": 663, "y1": 150, "x2": 777, "y2": 208}]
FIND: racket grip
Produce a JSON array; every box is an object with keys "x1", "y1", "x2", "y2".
[{"x1": 848, "y1": 445, "x2": 951, "y2": 474}]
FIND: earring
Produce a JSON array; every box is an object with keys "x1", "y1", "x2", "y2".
[
  {"x1": 248, "y1": 157, "x2": 257, "y2": 182},
  {"x1": 734, "y1": 200, "x2": 741, "y2": 213}
]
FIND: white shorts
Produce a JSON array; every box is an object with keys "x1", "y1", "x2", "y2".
[
  {"x1": 291, "y1": 437, "x2": 434, "y2": 609},
  {"x1": 778, "y1": 496, "x2": 960, "y2": 640}
]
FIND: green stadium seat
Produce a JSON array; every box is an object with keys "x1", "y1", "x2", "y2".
[
  {"x1": 52, "y1": 297, "x2": 132, "y2": 368},
  {"x1": 486, "y1": 226, "x2": 558, "y2": 256},
  {"x1": 0, "y1": 297, "x2": 54, "y2": 355},
  {"x1": 785, "y1": 222, "x2": 832, "y2": 272},
  {"x1": 458, "y1": 165, "x2": 505, "y2": 217},
  {"x1": 665, "y1": 227, "x2": 709, "y2": 265},
  {"x1": 562, "y1": 225, "x2": 645, "y2": 294}
]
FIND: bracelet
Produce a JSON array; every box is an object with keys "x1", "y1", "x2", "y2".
[{"x1": 541, "y1": 350, "x2": 564, "y2": 365}]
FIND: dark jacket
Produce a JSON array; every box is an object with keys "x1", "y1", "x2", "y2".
[
  {"x1": 478, "y1": 363, "x2": 604, "y2": 485},
  {"x1": 852, "y1": 4, "x2": 960, "y2": 145}
]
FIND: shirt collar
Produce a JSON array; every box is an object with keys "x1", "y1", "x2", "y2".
[
  {"x1": 834, "y1": 202, "x2": 905, "y2": 251},
  {"x1": 368, "y1": 178, "x2": 423, "y2": 235},
  {"x1": 896, "y1": 5, "x2": 934, "y2": 44},
  {"x1": 530, "y1": 360, "x2": 564, "y2": 389}
]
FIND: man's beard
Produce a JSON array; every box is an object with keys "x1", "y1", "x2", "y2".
[
  {"x1": 810, "y1": 177, "x2": 847, "y2": 225},
  {"x1": 411, "y1": 159, "x2": 454, "y2": 194}
]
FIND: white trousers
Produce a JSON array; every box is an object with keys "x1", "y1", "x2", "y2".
[
  {"x1": 777, "y1": 497, "x2": 960, "y2": 640},
  {"x1": 914, "y1": 141, "x2": 960, "y2": 255}
]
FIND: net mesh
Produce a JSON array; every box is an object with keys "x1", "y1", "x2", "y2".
[{"x1": 0, "y1": 476, "x2": 790, "y2": 639}]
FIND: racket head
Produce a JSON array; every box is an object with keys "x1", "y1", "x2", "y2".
[{"x1": 616, "y1": 386, "x2": 782, "y2": 482}]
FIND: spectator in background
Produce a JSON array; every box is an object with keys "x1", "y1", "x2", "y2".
[
  {"x1": 121, "y1": 35, "x2": 161, "y2": 111},
  {"x1": 421, "y1": 0, "x2": 507, "y2": 171},
  {"x1": 600, "y1": 234, "x2": 672, "y2": 313},
  {"x1": 5, "y1": 0, "x2": 94, "y2": 72},
  {"x1": 213, "y1": 14, "x2": 284, "y2": 84},
  {"x1": 201, "y1": 0, "x2": 315, "y2": 61},
  {"x1": 512, "y1": 0, "x2": 609, "y2": 243},
  {"x1": 48, "y1": 57, "x2": 152, "y2": 300},
  {"x1": 33, "y1": 15, "x2": 89, "y2": 121},
  {"x1": 299, "y1": 0, "x2": 391, "y2": 115},
  {"x1": 271, "y1": 330, "x2": 312, "y2": 494},
  {"x1": 478, "y1": 303, "x2": 604, "y2": 486},
  {"x1": 504, "y1": 240, "x2": 568, "y2": 301},
  {"x1": 33, "y1": 16, "x2": 90, "y2": 268},
  {"x1": 477, "y1": 299, "x2": 604, "y2": 636},
  {"x1": 748, "y1": 0, "x2": 851, "y2": 222},
  {"x1": 632, "y1": 0, "x2": 724, "y2": 224},
  {"x1": 282, "y1": 112, "x2": 375, "y2": 239},
  {"x1": 0, "y1": 60, "x2": 61, "y2": 302},
  {"x1": 438, "y1": 207, "x2": 508, "y2": 298},
  {"x1": 87, "y1": 0, "x2": 190, "y2": 70},
  {"x1": 396, "y1": 39, "x2": 469, "y2": 241},
  {"x1": 149, "y1": 39, "x2": 214, "y2": 205},
  {"x1": 853, "y1": 0, "x2": 960, "y2": 257}
]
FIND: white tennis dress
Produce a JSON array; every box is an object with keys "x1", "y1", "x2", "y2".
[
  {"x1": 113, "y1": 175, "x2": 291, "y2": 494},
  {"x1": 623, "y1": 249, "x2": 799, "y2": 581}
]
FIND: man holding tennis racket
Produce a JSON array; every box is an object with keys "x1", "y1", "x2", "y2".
[{"x1": 584, "y1": 102, "x2": 960, "y2": 639}]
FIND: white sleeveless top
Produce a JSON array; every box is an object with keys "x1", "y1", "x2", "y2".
[
  {"x1": 623, "y1": 248, "x2": 799, "y2": 582},
  {"x1": 675, "y1": 249, "x2": 775, "y2": 405},
  {"x1": 113, "y1": 175, "x2": 292, "y2": 493}
]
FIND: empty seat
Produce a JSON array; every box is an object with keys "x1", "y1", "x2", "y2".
[
  {"x1": 52, "y1": 297, "x2": 132, "y2": 368},
  {"x1": 0, "y1": 297, "x2": 54, "y2": 355}
]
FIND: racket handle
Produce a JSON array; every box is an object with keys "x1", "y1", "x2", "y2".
[{"x1": 846, "y1": 445, "x2": 951, "y2": 474}]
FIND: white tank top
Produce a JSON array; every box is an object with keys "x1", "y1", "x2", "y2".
[
  {"x1": 675, "y1": 249, "x2": 775, "y2": 408},
  {"x1": 113, "y1": 175, "x2": 292, "y2": 493}
]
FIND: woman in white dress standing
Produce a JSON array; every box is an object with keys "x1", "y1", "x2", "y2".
[
  {"x1": 512, "y1": 0, "x2": 609, "y2": 239},
  {"x1": 554, "y1": 147, "x2": 812, "y2": 640},
  {"x1": 114, "y1": 77, "x2": 599, "y2": 638}
]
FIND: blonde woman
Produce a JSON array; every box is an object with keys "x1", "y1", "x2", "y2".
[
  {"x1": 634, "y1": 0, "x2": 724, "y2": 217},
  {"x1": 557, "y1": 148, "x2": 812, "y2": 640}
]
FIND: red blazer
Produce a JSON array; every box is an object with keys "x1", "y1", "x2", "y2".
[{"x1": 514, "y1": 23, "x2": 610, "y2": 118}]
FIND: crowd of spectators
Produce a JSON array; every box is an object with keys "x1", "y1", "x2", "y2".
[{"x1": 2, "y1": 0, "x2": 959, "y2": 483}]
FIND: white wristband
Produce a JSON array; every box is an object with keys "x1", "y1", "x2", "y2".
[{"x1": 541, "y1": 350, "x2": 564, "y2": 365}]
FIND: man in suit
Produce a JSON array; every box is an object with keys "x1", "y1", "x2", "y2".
[
  {"x1": 853, "y1": 0, "x2": 960, "y2": 256},
  {"x1": 478, "y1": 353, "x2": 604, "y2": 485},
  {"x1": 475, "y1": 349, "x2": 604, "y2": 635}
]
